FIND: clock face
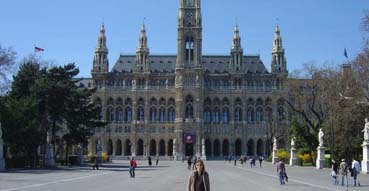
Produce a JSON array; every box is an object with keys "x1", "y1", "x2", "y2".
[{"x1": 186, "y1": 12, "x2": 193, "y2": 18}]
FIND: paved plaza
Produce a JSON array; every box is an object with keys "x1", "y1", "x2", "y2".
[{"x1": 0, "y1": 160, "x2": 369, "y2": 191}]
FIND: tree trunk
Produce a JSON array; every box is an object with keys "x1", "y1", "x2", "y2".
[{"x1": 64, "y1": 143, "x2": 69, "y2": 166}]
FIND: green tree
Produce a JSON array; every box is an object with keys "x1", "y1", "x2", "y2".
[
  {"x1": 0, "y1": 61, "x2": 43, "y2": 167},
  {"x1": 63, "y1": 87, "x2": 106, "y2": 163}
]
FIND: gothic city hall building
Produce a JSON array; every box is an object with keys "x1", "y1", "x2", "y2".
[{"x1": 87, "y1": 0, "x2": 289, "y2": 160}]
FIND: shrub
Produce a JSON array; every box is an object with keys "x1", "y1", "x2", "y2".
[
  {"x1": 87, "y1": 152, "x2": 108, "y2": 163},
  {"x1": 277, "y1": 149, "x2": 289, "y2": 162}
]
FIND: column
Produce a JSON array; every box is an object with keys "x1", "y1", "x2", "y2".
[
  {"x1": 272, "y1": 137, "x2": 278, "y2": 164},
  {"x1": 362, "y1": 141, "x2": 369, "y2": 174},
  {"x1": 201, "y1": 138, "x2": 206, "y2": 160},
  {"x1": 45, "y1": 131, "x2": 55, "y2": 167},
  {"x1": 173, "y1": 139, "x2": 177, "y2": 160},
  {"x1": 316, "y1": 146, "x2": 325, "y2": 169},
  {"x1": 290, "y1": 147, "x2": 297, "y2": 166}
]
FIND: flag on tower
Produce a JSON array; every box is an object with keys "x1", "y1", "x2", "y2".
[
  {"x1": 34, "y1": 46, "x2": 45, "y2": 52},
  {"x1": 344, "y1": 48, "x2": 348, "y2": 59}
]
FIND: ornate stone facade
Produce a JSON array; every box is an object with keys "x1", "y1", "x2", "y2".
[{"x1": 86, "y1": 0, "x2": 289, "y2": 160}]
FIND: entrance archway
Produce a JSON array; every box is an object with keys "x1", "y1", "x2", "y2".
[
  {"x1": 159, "y1": 139, "x2": 165, "y2": 156},
  {"x1": 124, "y1": 139, "x2": 132, "y2": 156},
  {"x1": 257, "y1": 139, "x2": 264, "y2": 156},
  {"x1": 235, "y1": 139, "x2": 242, "y2": 156},
  {"x1": 205, "y1": 139, "x2": 211, "y2": 156},
  {"x1": 185, "y1": 143, "x2": 194, "y2": 156},
  {"x1": 222, "y1": 139, "x2": 229, "y2": 156},
  {"x1": 247, "y1": 139, "x2": 254, "y2": 156},
  {"x1": 168, "y1": 139, "x2": 173, "y2": 156},
  {"x1": 137, "y1": 139, "x2": 144, "y2": 156},
  {"x1": 150, "y1": 139, "x2": 156, "y2": 156}
]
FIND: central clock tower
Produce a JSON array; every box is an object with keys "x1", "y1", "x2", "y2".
[
  {"x1": 176, "y1": 0, "x2": 202, "y2": 69},
  {"x1": 175, "y1": 0, "x2": 204, "y2": 159}
]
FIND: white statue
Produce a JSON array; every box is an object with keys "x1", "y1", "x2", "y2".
[
  {"x1": 273, "y1": 137, "x2": 277, "y2": 150},
  {"x1": 291, "y1": 137, "x2": 295, "y2": 147},
  {"x1": 318, "y1": 128, "x2": 324, "y2": 147},
  {"x1": 363, "y1": 118, "x2": 369, "y2": 141},
  {"x1": 196, "y1": 74, "x2": 199, "y2": 84}
]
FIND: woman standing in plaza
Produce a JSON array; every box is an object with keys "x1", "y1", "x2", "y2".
[{"x1": 187, "y1": 159, "x2": 210, "y2": 191}]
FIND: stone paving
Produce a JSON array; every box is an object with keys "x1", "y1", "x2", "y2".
[{"x1": 0, "y1": 160, "x2": 368, "y2": 191}]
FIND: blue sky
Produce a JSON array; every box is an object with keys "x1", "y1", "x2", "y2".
[{"x1": 1, "y1": 0, "x2": 368, "y2": 77}]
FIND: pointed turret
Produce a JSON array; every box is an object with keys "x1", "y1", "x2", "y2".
[
  {"x1": 135, "y1": 23, "x2": 150, "y2": 73},
  {"x1": 230, "y1": 24, "x2": 243, "y2": 72},
  {"x1": 137, "y1": 23, "x2": 148, "y2": 50},
  {"x1": 271, "y1": 25, "x2": 287, "y2": 74},
  {"x1": 92, "y1": 23, "x2": 109, "y2": 74},
  {"x1": 232, "y1": 24, "x2": 242, "y2": 50}
]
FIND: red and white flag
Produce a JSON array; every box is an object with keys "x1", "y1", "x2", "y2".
[{"x1": 34, "y1": 46, "x2": 45, "y2": 52}]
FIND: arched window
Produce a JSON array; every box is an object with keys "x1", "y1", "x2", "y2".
[
  {"x1": 168, "y1": 107, "x2": 175, "y2": 122},
  {"x1": 116, "y1": 107, "x2": 123, "y2": 123},
  {"x1": 247, "y1": 107, "x2": 254, "y2": 123},
  {"x1": 107, "y1": 107, "x2": 114, "y2": 122},
  {"x1": 185, "y1": 37, "x2": 194, "y2": 63},
  {"x1": 125, "y1": 107, "x2": 132, "y2": 122},
  {"x1": 222, "y1": 107, "x2": 229, "y2": 124},
  {"x1": 235, "y1": 107, "x2": 242, "y2": 122},
  {"x1": 138, "y1": 106, "x2": 144, "y2": 121},
  {"x1": 150, "y1": 107, "x2": 157, "y2": 122},
  {"x1": 185, "y1": 96, "x2": 194, "y2": 119},
  {"x1": 256, "y1": 107, "x2": 263, "y2": 122},
  {"x1": 159, "y1": 107, "x2": 166, "y2": 122},
  {"x1": 203, "y1": 107, "x2": 211, "y2": 123},
  {"x1": 213, "y1": 107, "x2": 220, "y2": 123},
  {"x1": 185, "y1": 104, "x2": 194, "y2": 119}
]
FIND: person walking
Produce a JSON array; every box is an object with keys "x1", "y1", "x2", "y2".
[
  {"x1": 156, "y1": 156, "x2": 159, "y2": 166},
  {"x1": 92, "y1": 156, "x2": 99, "y2": 170},
  {"x1": 339, "y1": 159, "x2": 348, "y2": 187},
  {"x1": 259, "y1": 156, "x2": 263, "y2": 167},
  {"x1": 129, "y1": 157, "x2": 137, "y2": 178},
  {"x1": 352, "y1": 159, "x2": 360, "y2": 187},
  {"x1": 188, "y1": 156, "x2": 192, "y2": 170},
  {"x1": 331, "y1": 159, "x2": 339, "y2": 185},
  {"x1": 187, "y1": 159, "x2": 210, "y2": 191},
  {"x1": 192, "y1": 156, "x2": 196, "y2": 170},
  {"x1": 148, "y1": 156, "x2": 152, "y2": 166},
  {"x1": 277, "y1": 160, "x2": 286, "y2": 185}
]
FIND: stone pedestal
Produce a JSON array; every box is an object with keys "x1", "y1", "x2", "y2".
[
  {"x1": 77, "y1": 145, "x2": 84, "y2": 165},
  {"x1": 316, "y1": 146, "x2": 325, "y2": 169},
  {"x1": 362, "y1": 141, "x2": 369, "y2": 174},
  {"x1": 290, "y1": 147, "x2": 297, "y2": 166},
  {"x1": 201, "y1": 138, "x2": 206, "y2": 160},
  {"x1": 272, "y1": 149, "x2": 278, "y2": 164},
  {"x1": 173, "y1": 139, "x2": 177, "y2": 160},
  {"x1": 45, "y1": 144, "x2": 55, "y2": 167},
  {"x1": 0, "y1": 140, "x2": 5, "y2": 171}
]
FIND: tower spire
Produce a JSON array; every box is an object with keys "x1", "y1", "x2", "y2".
[
  {"x1": 271, "y1": 24, "x2": 287, "y2": 74},
  {"x1": 230, "y1": 24, "x2": 243, "y2": 72},
  {"x1": 135, "y1": 22, "x2": 150, "y2": 73},
  {"x1": 232, "y1": 24, "x2": 242, "y2": 49},
  {"x1": 92, "y1": 23, "x2": 109, "y2": 74}
]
